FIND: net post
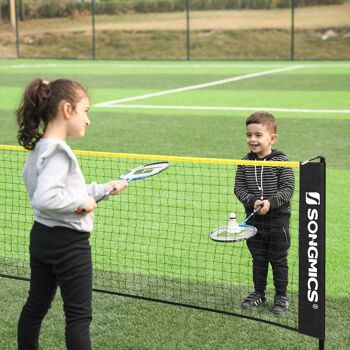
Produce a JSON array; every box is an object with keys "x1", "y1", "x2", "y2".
[{"x1": 298, "y1": 157, "x2": 326, "y2": 344}]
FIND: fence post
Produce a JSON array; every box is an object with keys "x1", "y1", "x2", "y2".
[
  {"x1": 291, "y1": 0, "x2": 295, "y2": 60},
  {"x1": 186, "y1": 0, "x2": 191, "y2": 61},
  {"x1": 15, "y1": 0, "x2": 20, "y2": 58},
  {"x1": 91, "y1": 0, "x2": 96, "y2": 60},
  {"x1": 9, "y1": 0, "x2": 16, "y2": 28}
]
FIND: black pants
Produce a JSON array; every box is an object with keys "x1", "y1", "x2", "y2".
[
  {"x1": 246, "y1": 215, "x2": 290, "y2": 296},
  {"x1": 18, "y1": 222, "x2": 92, "y2": 350}
]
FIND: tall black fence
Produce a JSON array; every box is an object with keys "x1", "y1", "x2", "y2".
[{"x1": 0, "y1": 0, "x2": 349, "y2": 60}]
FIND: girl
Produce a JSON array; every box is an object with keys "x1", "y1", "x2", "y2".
[{"x1": 16, "y1": 79, "x2": 128, "y2": 349}]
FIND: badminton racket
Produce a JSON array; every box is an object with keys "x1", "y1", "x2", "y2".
[
  {"x1": 76, "y1": 162, "x2": 170, "y2": 213},
  {"x1": 97, "y1": 161, "x2": 170, "y2": 203},
  {"x1": 209, "y1": 205, "x2": 262, "y2": 242}
]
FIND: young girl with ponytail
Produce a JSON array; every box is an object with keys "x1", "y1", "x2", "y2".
[{"x1": 16, "y1": 79, "x2": 128, "y2": 349}]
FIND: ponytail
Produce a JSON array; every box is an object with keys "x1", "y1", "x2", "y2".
[{"x1": 16, "y1": 78, "x2": 87, "y2": 150}]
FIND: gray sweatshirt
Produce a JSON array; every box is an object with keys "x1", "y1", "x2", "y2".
[{"x1": 23, "y1": 138, "x2": 108, "y2": 232}]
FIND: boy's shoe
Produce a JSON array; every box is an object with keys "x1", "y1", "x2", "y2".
[
  {"x1": 271, "y1": 295, "x2": 289, "y2": 315},
  {"x1": 241, "y1": 291, "x2": 266, "y2": 310}
]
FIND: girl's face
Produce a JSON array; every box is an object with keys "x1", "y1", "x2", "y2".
[
  {"x1": 66, "y1": 96, "x2": 90, "y2": 138},
  {"x1": 246, "y1": 123, "x2": 277, "y2": 158}
]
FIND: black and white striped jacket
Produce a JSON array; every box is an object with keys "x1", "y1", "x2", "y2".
[{"x1": 234, "y1": 150, "x2": 295, "y2": 217}]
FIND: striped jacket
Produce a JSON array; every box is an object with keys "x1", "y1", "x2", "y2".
[{"x1": 234, "y1": 150, "x2": 295, "y2": 217}]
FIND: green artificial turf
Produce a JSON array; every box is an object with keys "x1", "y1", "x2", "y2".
[{"x1": 0, "y1": 59, "x2": 349, "y2": 349}]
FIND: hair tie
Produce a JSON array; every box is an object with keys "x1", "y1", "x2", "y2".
[{"x1": 42, "y1": 80, "x2": 50, "y2": 85}]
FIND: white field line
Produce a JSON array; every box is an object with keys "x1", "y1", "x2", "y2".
[
  {"x1": 96, "y1": 104, "x2": 350, "y2": 114},
  {"x1": 94, "y1": 65, "x2": 305, "y2": 107}
]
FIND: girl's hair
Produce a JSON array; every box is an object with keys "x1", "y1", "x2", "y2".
[
  {"x1": 246, "y1": 111, "x2": 277, "y2": 134},
  {"x1": 16, "y1": 79, "x2": 88, "y2": 150}
]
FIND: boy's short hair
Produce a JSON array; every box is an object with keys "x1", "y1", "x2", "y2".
[{"x1": 246, "y1": 111, "x2": 277, "y2": 134}]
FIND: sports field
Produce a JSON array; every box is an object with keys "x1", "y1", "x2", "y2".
[{"x1": 0, "y1": 59, "x2": 349, "y2": 349}]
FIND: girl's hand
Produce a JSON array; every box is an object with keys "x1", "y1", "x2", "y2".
[
  {"x1": 75, "y1": 196, "x2": 96, "y2": 215},
  {"x1": 106, "y1": 180, "x2": 128, "y2": 195},
  {"x1": 254, "y1": 199, "x2": 270, "y2": 215},
  {"x1": 82, "y1": 196, "x2": 97, "y2": 213}
]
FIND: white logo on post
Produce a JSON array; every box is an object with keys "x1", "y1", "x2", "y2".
[{"x1": 306, "y1": 192, "x2": 320, "y2": 205}]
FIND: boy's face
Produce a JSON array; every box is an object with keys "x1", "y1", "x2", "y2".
[{"x1": 246, "y1": 123, "x2": 277, "y2": 158}]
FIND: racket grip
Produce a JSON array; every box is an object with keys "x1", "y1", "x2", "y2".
[
  {"x1": 254, "y1": 204, "x2": 263, "y2": 213},
  {"x1": 244, "y1": 204, "x2": 264, "y2": 224}
]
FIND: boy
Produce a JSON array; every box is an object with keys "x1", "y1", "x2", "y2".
[{"x1": 234, "y1": 112, "x2": 295, "y2": 315}]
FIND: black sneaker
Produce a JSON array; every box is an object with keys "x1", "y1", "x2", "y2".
[
  {"x1": 241, "y1": 291, "x2": 266, "y2": 310},
  {"x1": 271, "y1": 295, "x2": 289, "y2": 315}
]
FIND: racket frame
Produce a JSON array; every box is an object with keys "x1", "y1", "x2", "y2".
[
  {"x1": 120, "y1": 161, "x2": 170, "y2": 182},
  {"x1": 209, "y1": 205, "x2": 263, "y2": 243},
  {"x1": 209, "y1": 224, "x2": 257, "y2": 243},
  {"x1": 96, "y1": 161, "x2": 170, "y2": 204}
]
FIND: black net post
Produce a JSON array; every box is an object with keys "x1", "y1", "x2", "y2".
[{"x1": 299, "y1": 157, "x2": 326, "y2": 346}]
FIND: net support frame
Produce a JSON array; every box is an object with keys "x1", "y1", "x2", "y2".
[{"x1": 0, "y1": 145, "x2": 326, "y2": 349}]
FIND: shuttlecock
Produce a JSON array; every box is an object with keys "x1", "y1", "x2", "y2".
[{"x1": 227, "y1": 213, "x2": 241, "y2": 234}]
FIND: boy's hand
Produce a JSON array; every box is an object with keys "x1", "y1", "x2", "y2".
[
  {"x1": 106, "y1": 180, "x2": 128, "y2": 195},
  {"x1": 75, "y1": 196, "x2": 96, "y2": 215},
  {"x1": 254, "y1": 199, "x2": 271, "y2": 215}
]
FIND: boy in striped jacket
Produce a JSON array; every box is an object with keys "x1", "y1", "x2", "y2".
[{"x1": 234, "y1": 112, "x2": 295, "y2": 315}]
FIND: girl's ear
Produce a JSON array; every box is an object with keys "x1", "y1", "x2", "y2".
[{"x1": 62, "y1": 101, "x2": 73, "y2": 119}]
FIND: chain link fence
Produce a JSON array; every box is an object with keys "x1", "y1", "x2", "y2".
[{"x1": 0, "y1": 0, "x2": 349, "y2": 60}]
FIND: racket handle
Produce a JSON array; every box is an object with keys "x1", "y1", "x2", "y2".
[
  {"x1": 244, "y1": 204, "x2": 263, "y2": 223},
  {"x1": 96, "y1": 186, "x2": 120, "y2": 204},
  {"x1": 77, "y1": 183, "x2": 127, "y2": 212},
  {"x1": 254, "y1": 204, "x2": 263, "y2": 213}
]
